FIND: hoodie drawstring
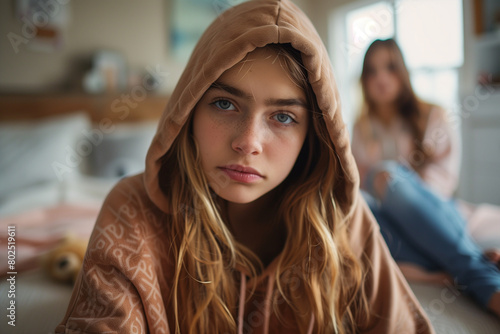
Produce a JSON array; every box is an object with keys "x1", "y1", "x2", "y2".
[
  {"x1": 307, "y1": 314, "x2": 315, "y2": 334},
  {"x1": 262, "y1": 274, "x2": 275, "y2": 334},
  {"x1": 238, "y1": 271, "x2": 315, "y2": 334},
  {"x1": 238, "y1": 272, "x2": 247, "y2": 334}
]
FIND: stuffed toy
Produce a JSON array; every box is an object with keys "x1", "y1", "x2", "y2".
[{"x1": 42, "y1": 235, "x2": 88, "y2": 284}]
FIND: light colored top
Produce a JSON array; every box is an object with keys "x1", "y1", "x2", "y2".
[
  {"x1": 352, "y1": 107, "x2": 461, "y2": 199},
  {"x1": 352, "y1": 106, "x2": 500, "y2": 254}
]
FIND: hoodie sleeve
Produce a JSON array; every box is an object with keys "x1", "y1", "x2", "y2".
[
  {"x1": 349, "y1": 195, "x2": 435, "y2": 334},
  {"x1": 55, "y1": 176, "x2": 170, "y2": 334},
  {"x1": 418, "y1": 106, "x2": 461, "y2": 198}
]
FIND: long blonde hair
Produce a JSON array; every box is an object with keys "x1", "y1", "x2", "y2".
[{"x1": 159, "y1": 43, "x2": 368, "y2": 334}]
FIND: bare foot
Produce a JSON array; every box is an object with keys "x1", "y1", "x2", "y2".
[
  {"x1": 398, "y1": 263, "x2": 454, "y2": 285},
  {"x1": 488, "y1": 291, "x2": 500, "y2": 318},
  {"x1": 484, "y1": 249, "x2": 500, "y2": 269}
]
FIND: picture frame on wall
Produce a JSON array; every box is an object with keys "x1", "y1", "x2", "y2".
[
  {"x1": 169, "y1": 0, "x2": 247, "y2": 61},
  {"x1": 15, "y1": 0, "x2": 71, "y2": 52}
]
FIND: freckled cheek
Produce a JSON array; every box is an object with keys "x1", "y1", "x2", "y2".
[
  {"x1": 207, "y1": 117, "x2": 234, "y2": 146},
  {"x1": 194, "y1": 114, "x2": 232, "y2": 156},
  {"x1": 268, "y1": 134, "x2": 305, "y2": 164}
]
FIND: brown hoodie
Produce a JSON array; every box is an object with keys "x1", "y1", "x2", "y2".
[{"x1": 55, "y1": 0, "x2": 435, "y2": 333}]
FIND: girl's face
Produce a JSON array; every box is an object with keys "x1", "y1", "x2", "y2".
[
  {"x1": 192, "y1": 48, "x2": 309, "y2": 204},
  {"x1": 365, "y1": 47, "x2": 401, "y2": 106}
]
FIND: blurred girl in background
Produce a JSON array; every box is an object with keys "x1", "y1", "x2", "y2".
[{"x1": 352, "y1": 38, "x2": 500, "y2": 317}]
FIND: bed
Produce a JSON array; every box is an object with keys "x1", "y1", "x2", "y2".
[
  {"x1": 0, "y1": 100, "x2": 500, "y2": 334},
  {"x1": 0, "y1": 97, "x2": 161, "y2": 334}
]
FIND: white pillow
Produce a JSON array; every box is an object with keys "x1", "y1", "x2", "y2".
[
  {"x1": 0, "y1": 112, "x2": 91, "y2": 201},
  {"x1": 88, "y1": 122, "x2": 156, "y2": 178}
]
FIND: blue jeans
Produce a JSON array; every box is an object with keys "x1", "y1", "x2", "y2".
[{"x1": 362, "y1": 161, "x2": 500, "y2": 308}]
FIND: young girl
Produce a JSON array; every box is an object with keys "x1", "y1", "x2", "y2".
[
  {"x1": 56, "y1": 2, "x2": 433, "y2": 333},
  {"x1": 352, "y1": 38, "x2": 500, "y2": 318}
]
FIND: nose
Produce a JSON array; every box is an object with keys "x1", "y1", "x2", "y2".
[{"x1": 231, "y1": 117, "x2": 263, "y2": 155}]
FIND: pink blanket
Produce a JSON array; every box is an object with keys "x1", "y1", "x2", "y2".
[{"x1": 0, "y1": 203, "x2": 100, "y2": 275}]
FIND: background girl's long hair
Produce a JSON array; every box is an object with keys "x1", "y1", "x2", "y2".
[
  {"x1": 158, "y1": 43, "x2": 368, "y2": 334},
  {"x1": 359, "y1": 38, "x2": 433, "y2": 170}
]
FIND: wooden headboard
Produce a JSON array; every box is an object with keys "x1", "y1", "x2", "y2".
[{"x1": 0, "y1": 94, "x2": 169, "y2": 123}]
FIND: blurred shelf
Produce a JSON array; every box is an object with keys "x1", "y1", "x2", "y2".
[
  {"x1": 475, "y1": 30, "x2": 500, "y2": 48},
  {"x1": 0, "y1": 93, "x2": 169, "y2": 123}
]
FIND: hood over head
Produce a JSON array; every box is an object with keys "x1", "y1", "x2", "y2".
[{"x1": 144, "y1": 0, "x2": 359, "y2": 216}]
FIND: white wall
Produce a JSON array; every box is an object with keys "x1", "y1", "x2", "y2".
[
  {"x1": 0, "y1": 0, "x2": 176, "y2": 93},
  {"x1": 0, "y1": 0, "x2": 311, "y2": 94}
]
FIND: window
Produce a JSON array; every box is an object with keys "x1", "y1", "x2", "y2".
[{"x1": 329, "y1": 0, "x2": 464, "y2": 131}]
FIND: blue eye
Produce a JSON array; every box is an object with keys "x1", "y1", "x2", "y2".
[
  {"x1": 274, "y1": 113, "x2": 294, "y2": 124},
  {"x1": 214, "y1": 99, "x2": 236, "y2": 110}
]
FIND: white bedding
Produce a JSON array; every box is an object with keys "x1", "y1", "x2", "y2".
[{"x1": 0, "y1": 176, "x2": 118, "y2": 218}]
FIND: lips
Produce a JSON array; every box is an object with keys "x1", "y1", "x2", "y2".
[{"x1": 217, "y1": 164, "x2": 263, "y2": 183}]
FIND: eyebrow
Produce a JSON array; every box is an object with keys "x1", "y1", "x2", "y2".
[
  {"x1": 266, "y1": 97, "x2": 308, "y2": 108},
  {"x1": 209, "y1": 81, "x2": 308, "y2": 108}
]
